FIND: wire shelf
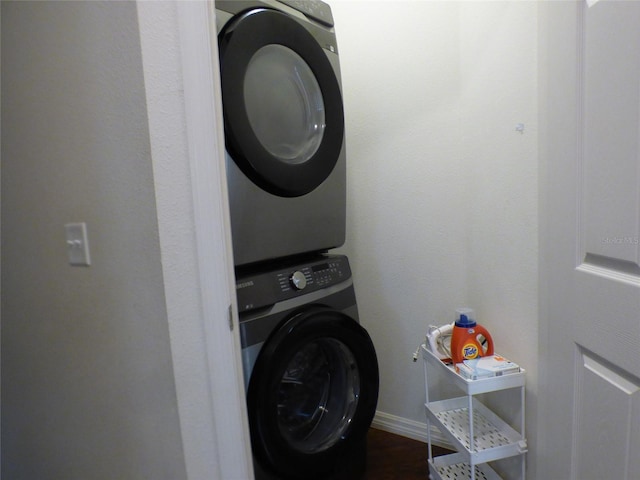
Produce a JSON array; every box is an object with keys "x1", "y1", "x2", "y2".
[
  {"x1": 425, "y1": 397, "x2": 527, "y2": 464},
  {"x1": 429, "y1": 453, "x2": 502, "y2": 480}
]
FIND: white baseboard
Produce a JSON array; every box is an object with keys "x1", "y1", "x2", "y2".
[{"x1": 371, "y1": 411, "x2": 454, "y2": 450}]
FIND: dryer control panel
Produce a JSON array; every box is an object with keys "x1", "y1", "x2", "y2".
[
  {"x1": 235, "y1": 255, "x2": 351, "y2": 313},
  {"x1": 278, "y1": 0, "x2": 334, "y2": 27}
]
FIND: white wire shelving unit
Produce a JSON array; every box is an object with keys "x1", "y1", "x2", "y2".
[{"x1": 422, "y1": 345, "x2": 527, "y2": 480}]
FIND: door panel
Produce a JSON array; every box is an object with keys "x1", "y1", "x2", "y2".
[
  {"x1": 540, "y1": 1, "x2": 640, "y2": 478},
  {"x1": 581, "y1": 2, "x2": 640, "y2": 266},
  {"x1": 573, "y1": 348, "x2": 640, "y2": 479}
]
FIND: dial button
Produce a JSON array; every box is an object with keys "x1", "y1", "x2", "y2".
[{"x1": 290, "y1": 271, "x2": 307, "y2": 290}]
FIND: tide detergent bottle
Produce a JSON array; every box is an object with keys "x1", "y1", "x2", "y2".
[{"x1": 450, "y1": 308, "x2": 494, "y2": 365}]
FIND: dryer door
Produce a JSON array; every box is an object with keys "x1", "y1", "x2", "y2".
[
  {"x1": 247, "y1": 307, "x2": 378, "y2": 479},
  {"x1": 218, "y1": 8, "x2": 344, "y2": 197}
]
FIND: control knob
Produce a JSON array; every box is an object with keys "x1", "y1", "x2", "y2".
[{"x1": 290, "y1": 271, "x2": 307, "y2": 290}]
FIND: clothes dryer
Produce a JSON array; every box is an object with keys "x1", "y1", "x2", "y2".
[
  {"x1": 236, "y1": 254, "x2": 379, "y2": 479},
  {"x1": 216, "y1": 1, "x2": 347, "y2": 267}
]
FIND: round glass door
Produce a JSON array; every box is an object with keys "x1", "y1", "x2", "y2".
[
  {"x1": 244, "y1": 45, "x2": 326, "y2": 166},
  {"x1": 277, "y1": 338, "x2": 359, "y2": 453},
  {"x1": 218, "y1": 8, "x2": 344, "y2": 197},
  {"x1": 246, "y1": 308, "x2": 378, "y2": 478}
]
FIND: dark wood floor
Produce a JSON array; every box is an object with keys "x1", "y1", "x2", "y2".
[{"x1": 363, "y1": 428, "x2": 450, "y2": 480}]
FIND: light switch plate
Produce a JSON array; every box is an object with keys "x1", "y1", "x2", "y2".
[{"x1": 65, "y1": 222, "x2": 91, "y2": 266}]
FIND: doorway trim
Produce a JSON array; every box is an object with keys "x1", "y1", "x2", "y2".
[{"x1": 138, "y1": 1, "x2": 253, "y2": 478}]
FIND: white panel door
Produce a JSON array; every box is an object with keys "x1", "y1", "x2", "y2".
[{"x1": 539, "y1": 1, "x2": 640, "y2": 479}]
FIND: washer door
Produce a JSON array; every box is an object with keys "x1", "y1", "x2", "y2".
[
  {"x1": 218, "y1": 8, "x2": 345, "y2": 197},
  {"x1": 247, "y1": 307, "x2": 379, "y2": 479}
]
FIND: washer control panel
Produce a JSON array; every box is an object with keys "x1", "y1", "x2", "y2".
[
  {"x1": 236, "y1": 255, "x2": 351, "y2": 313},
  {"x1": 276, "y1": 257, "x2": 346, "y2": 294}
]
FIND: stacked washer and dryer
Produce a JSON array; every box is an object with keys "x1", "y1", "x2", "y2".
[{"x1": 216, "y1": 1, "x2": 380, "y2": 479}]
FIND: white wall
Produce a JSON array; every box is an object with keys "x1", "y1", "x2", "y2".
[
  {"x1": 1, "y1": 3, "x2": 187, "y2": 478},
  {"x1": 2, "y1": 3, "x2": 253, "y2": 479},
  {"x1": 1, "y1": 1, "x2": 539, "y2": 477},
  {"x1": 329, "y1": 0, "x2": 538, "y2": 473}
]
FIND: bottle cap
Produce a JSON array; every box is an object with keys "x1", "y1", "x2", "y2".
[{"x1": 455, "y1": 308, "x2": 476, "y2": 327}]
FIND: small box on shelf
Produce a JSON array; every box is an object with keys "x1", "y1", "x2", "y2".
[{"x1": 456, "y1": 355, "x2": 520, "y2": 380}]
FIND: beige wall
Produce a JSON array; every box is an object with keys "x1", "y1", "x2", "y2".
[
  {"x1": 1, "y1": 1, "x2": 541, "y2": 477},
  {"x1": 329, "y1": 1, "x2": 538, "y2": 475},
  {"x1": 1, "y1": 2, "x2": 186, "y2": 478}
]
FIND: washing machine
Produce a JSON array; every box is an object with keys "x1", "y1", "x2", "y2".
[
  {"x1": 236, "y1": 254, "x2": 379, "y2": 479},
  {"x1": 216, "y1": 0, "x2": 347, "y2": 267}
]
